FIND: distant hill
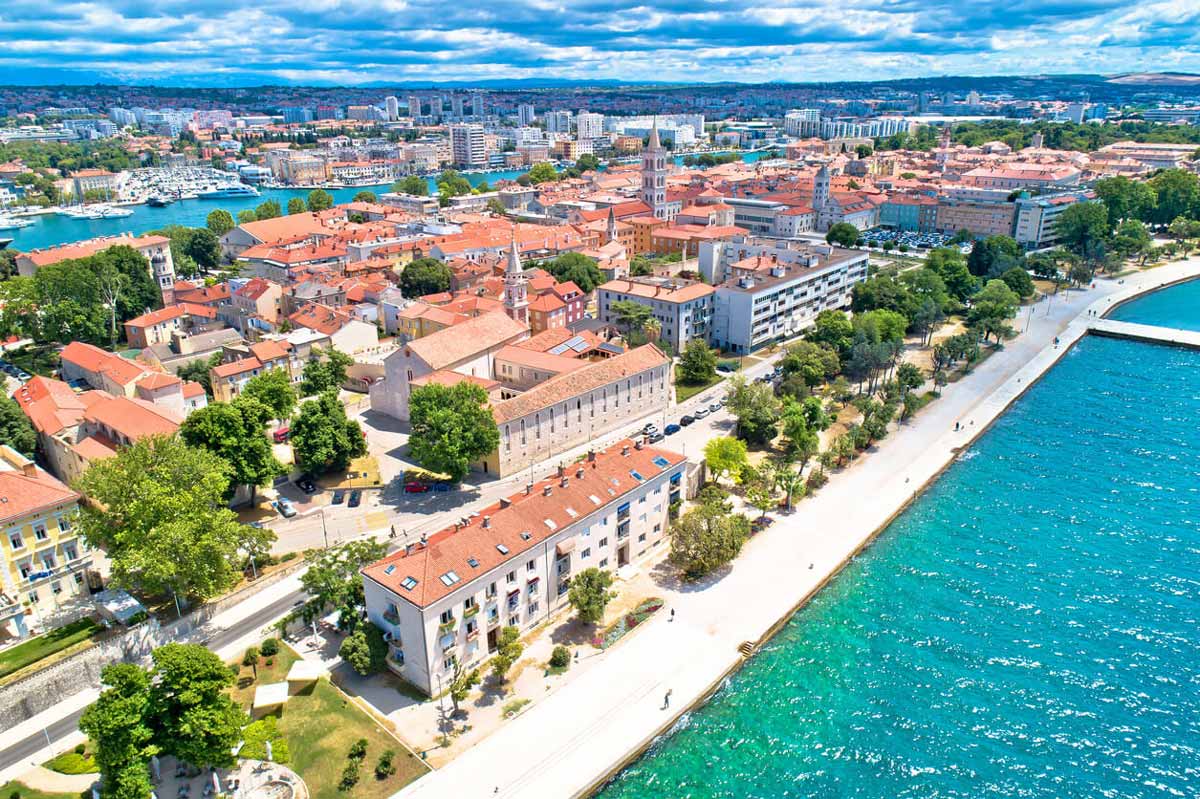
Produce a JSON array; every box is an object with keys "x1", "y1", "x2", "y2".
[{"x1": 1106, "y1": 72, "x2": 1200, "y2": 85}]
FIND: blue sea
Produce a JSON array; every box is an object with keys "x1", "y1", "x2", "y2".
[
  {"x1": 1108, "y1": 279, "x2": 1200, "y2": 332},
  {"x1": 597, "y1": 295, "x2": 1200, "y2": 798},
  {"x1": 4, "y1": 150, "x2": 771, "y2": 252}
]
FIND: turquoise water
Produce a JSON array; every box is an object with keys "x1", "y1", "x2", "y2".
[
  {"x1": 1108, "y1": 279, "x2": 1200, "y2": 332},
  {"x1": 6, "y1": 150, "x2": 770, "y2": 251},
  {"x1": 598, "y1": 334, "x2": 1200, "y2": 798}
]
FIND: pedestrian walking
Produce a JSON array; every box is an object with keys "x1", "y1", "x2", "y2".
[
  {"x1": 663, "y1": 689, "x2": 672, "y2": 709},
  {"x1": 670, "y1": 608, "x2": 676, "y2": 622}
]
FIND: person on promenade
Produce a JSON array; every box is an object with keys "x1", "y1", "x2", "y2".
[{"x1": 663, "y1": 690, "x2": 672, "y2": 709}]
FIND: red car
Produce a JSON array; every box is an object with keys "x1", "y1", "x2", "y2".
[{"x1": 404, "y1": 482, "x2": 430, "y2": 493}]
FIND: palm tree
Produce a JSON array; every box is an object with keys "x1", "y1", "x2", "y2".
[
  {"x1": 771, "y1": 463, "x2": 806, "y2": 510},
  {"x1": 643, "y1": 317, "x2": 661, "y2": 343}
]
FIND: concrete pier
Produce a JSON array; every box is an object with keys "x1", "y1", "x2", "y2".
[{"x1": 1088, "y1": 318, "x2": 1200, "y2": 350}]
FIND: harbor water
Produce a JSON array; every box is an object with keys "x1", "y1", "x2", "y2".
[{"x1": 597, "y1": 300, "x2": 1200, "y2": 797}]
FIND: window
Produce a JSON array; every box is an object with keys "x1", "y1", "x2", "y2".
[
  {"x1": 73, "y1": 572, "x2": 84, "y2": 585},
  {"x1": 440, "y1": 609, "x2": 454, "y2": 624},
  {"x1": 443, "y1": 656, "x2": 455, "y2": 671},
  {"x1": 464, "y1": 596, "x2": 477, "y2": 611},
  {"x1": 599, "y1": 537, "x2": 608, "y2": 547},
  {"x1": 487, "y1": 606, "x2": 499, "y2": 622},
  {"x1": 506, "y1": 571, "x2": 516, "y2": 584},
  {"x1": 28, "y1": 591, "x2": 38, "y2": 604},
  {"x1": 654, "y1": 523, "x2": 662, "y2": 534},
  {"x1": 63, "y1": 545, "x2": 78, "y2": 562},
  {"x1": 485, "y1": 582, "x2": 497, "y2": 598},
  {"x1": 465, "y1": 618, "x2": 478, "y2": 635},
  {"x1": 58, "y1": 517, "x2": 72, "y2": 532},
  {"x1": 9, "y1": 533, "x2": 22, "y2": 550},
  {"x1": 41, "y1": 555, "x2": 55, "y2": 570},
  {"x1": 528, "y1": 602, "x2": 539, "y2": 616},
  {"x1": 508, "y1": 615, "x2": 520, "y2": 627},
  {"x1": 51, "y1": 581, "x2": 62, "y2": 595},
  {"x1": 638, "y1": 533, "x2": 647, "y2": 542},
  {"x1": 599, "y1": 558, "x2": 609, "y2": 568},
  {"x1": 439, "y1": 571, "x2": 461, "y2": 586},
  {"x1": 581, "y1": 548, "x2": 591, "y2": 559},
  {"x1": 526, "y1": 559, "x2": 535, "y2": 572},
  {"x1": 401, "y1": 576, "x2": 418, "y2": 591},
  {"x1": 33, "y1": 524, "x2": 48, "y2": 541}
]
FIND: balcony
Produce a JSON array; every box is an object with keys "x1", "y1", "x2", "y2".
[
  {"x1": 437, "y1": 617, "x2": 457, "y2": 635},
  {"x1": 463, "y1": 605, "x2": 480, "y2": 619},
  {"x1": 465, "y1": 627, "x2": 480, "y2": 642},
  {"x1": 382, "y1": 607, "x2": 402, "y2": 626}
]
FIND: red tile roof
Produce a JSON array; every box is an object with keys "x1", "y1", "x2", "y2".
[
  {"x1": 0, "y1": 458, "x2": 79, "y2": 525},
  {"x1": 61, "y1": 342, "x2": 146, "y2": 388},
  {"x1": 19, "y1": 234, "x2": 169, "y2": 268},
  {"x1": 362, "y1": 439, "x2": 684, "y2": 607}
]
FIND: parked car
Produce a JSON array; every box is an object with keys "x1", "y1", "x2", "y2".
[
  {"x1": 694, "y1": 407, "x2": 710, "y2": 419},
  {"x1": 664, "y1": 423, "x2": 681, "y2": 435},
  {"x1": 331, "y1": 489, "x2": 346, "y2": 505},
  {"x1": 648, "y1": 431, "x2": 665, "y2": 443},
  {"x1": 709, "y1": 401, "x2": 722, "y2": 412},
  {"x1": 431, "y1": 482, "x2": 453, "y2": 492},
  {"x1": 273, "y1": 498, "x2": 296, "y2": 518},
  {"x1": 295, "y1": 476, "x2": 317, "y2": 494},
  {"x1": 404, "y1": 482, "x2": 429, "y2": 494},
  {"x1": 680, "y1": 415, "x2": 696, "y2": 426},
  {"x1": 272, "y1": 426, "x2": 291, "y2": 443},
  {"x1": 348, "y1": 489, "x2": 362, "y2": 508},
  {"x1": 642, "y1": 422, "x2": 658, "y2": 435}
]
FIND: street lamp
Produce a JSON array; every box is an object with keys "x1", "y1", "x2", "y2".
[{"x1": 319, "y1": 507, "x2": 329, "y2": 549}]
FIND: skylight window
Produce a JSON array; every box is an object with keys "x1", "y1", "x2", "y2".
[
  {"x1": 565, "y1": 507, "x2": 579, "y2": 519},
  {"x1": 400, "y1": 576, "x2": 418, "y2": 591},
  {"x1": 630, "y1": 470, "x2": 645, "y2": 481},
  {"x1": 497, "y1": 544, "x2": 510, "y2": 554},
  {"x1": 521, "y1": 530, "x2": 533, "y2": 540},
  {"x1": 384, "y1": 565, "x2": 396, "y2": 575},
  {"x1": 544, "y1": 519, "x2": 558, "y2": 531},
  {"x1": 467, "y1": 557, "x2": 479, "y2": 568},
  {"x1": 439, "y1": 571, "x2": 461, "y2": 586},
  {"x1": 652, "y1": 456, "x2": 670, "y2": 469}
]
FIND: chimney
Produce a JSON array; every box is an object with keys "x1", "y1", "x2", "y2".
[
  {"x1": 587, "y1": 450, "x2": 596, "y2": 463},
  {"x1": 500, "y1": 497, "x2": 512, "y2": 509},
  {"x1": 404, "y1": 543, "x2": 414, "y2": 555},
  {"x1": 482, "y1": 516, "x2": 491, "y2": 528},
  {"x1": 525, "y1": 483, "x2": 533, "y2": 495},
  {"x1": 419, "y1": 534, "x2": 428, "y2": 547},
  {"x1": 543, "y1": 484, "x2": 553, "y2": 497},
  {"x1": 560, "y1": 476, "x2": 568, "y2": 488},
  {"x1": 621, "y1": 445, "x2": 630, "y2": 456},
  {"x1": 576, "y1": 466, "x2": 585, "y2": 479},
  {"x1": 635, "y1": 439, "x2": 644, "y2": 450}
]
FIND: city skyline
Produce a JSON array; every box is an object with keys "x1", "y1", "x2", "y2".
[{"x1": 2, "y1": 0, "x2": 1199, "y2": 87}]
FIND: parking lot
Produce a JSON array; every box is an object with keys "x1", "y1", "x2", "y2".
[{"x1": 858, "y1": 227, "x2": 970, "y2": 253}]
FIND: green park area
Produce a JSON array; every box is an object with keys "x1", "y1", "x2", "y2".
[{"x1": 0, "y1": 618, "x2": 102, "y2": 681}]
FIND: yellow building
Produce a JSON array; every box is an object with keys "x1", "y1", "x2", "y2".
[{"x1": 0, "y1": 446, "x2": 89, "y2": 639}]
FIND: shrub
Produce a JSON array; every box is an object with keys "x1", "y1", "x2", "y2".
[
  {"x1": 806, "y1": 468, "x2": 829, "y2": 492},
  {"x1": 242, "y1": 646, "x2": 259, "y2": 667},
  {"x1": 280, "y1": 552, "x2": 297, "y2": 562},
  {"x1": 240, "y1": 717, "x2": 291, "y2": 763},
  {"x1": 260, "y1": 638, "x2": 279, "y2": 656},
  {"x1": 374, "y1": 750, "x2": 396, "y2": 780},
  {"x1": 549, "y1": 646, "x2": 570, "y2": 669},
  {"x1": 348, "y1": 738, "x2": 368, "y2": 760},
  {"x1": 338, "y1": 762, "x2": 360, "y2": 791}
]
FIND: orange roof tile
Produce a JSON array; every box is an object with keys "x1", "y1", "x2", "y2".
[
  {"x1": 405, "y1": 311, "x2": 528, "y2": 371},
  {"x1": 0, "y1": 461, "x2": 79, "y2": 524}
]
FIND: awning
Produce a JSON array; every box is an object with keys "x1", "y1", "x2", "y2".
[
  {"x1": 507, "y1": 588, "x2": 521, "y2": 599},
  {"x1": 527, "y1": 576, "x2": 540, "y2": 584},
  {"x1": 555, "y1": 537, "x2": 576, "y2": 555}
]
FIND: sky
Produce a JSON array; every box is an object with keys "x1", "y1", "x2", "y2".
[{"x1": 2, "y1": 0, "x2": 1199, "y2": 86}]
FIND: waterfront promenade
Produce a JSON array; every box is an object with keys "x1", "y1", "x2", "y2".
[
  {"x1": 393, "y1": 258, "x2": 1200, "y2": 799},
  {"x1": 1087, "y1": 317, "x2": 1200, "y2": 349}
]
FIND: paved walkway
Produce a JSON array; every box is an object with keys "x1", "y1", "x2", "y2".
[
  {"x1": 1088, "y1": 317, "x2": 1200, "y2": 349},
  {"x1": 395, "y1": 259, "x2": 1200, "y2": 799},
  {"x1": 17, "y1": 765, "x2": 98, "y2": 793}
]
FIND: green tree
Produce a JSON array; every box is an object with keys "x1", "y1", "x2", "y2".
[
  {"x1": 741, "y1": 467, "x2": 777, "y2": 520},
  {"x1": 526, "y1": 162, "x2": 559, "y2": 184},
  {"x1": 353, "y1": 190, "x2": 377, "y2": 203},
  {"x1": 184, "y1": 228, "x2": 221, "y2": 271},
  {"x1": 339, "y1": 623, "x2": 389, "y2": 675},
  {"x1": 567, "y1": 567, "x2": 616, "y2": 624},
  {"x1": 301, "y1": 539, "x2": 387, "y2": 614},
  {"x1": 678, "y1": 339, "x2": 717, "y2": 384},
  {"x1": 725, "y1": 376, "x2": 781, "y2": 445},
  {"x1": 80, "y1": 663, "x2": 156, "y2": 799},
  {"x1": 447, "y1": 658, "x2": 481, "y2": 713},
  {"x1": 1111, "y1": 219, "x2": 1152, "y2": 260},
  {"x1": 408, "y1": 382, "x2": 500, "y2": 481},
  {"x1": 609, "y1": 299, "x2": 652, "y2": 334},
  {"x1": 436, "y1": 170, "x2": 472, "y2": 205},
  {"x1": 179, "y1": 397, "x2": 284, "y2": 504},
  {"x1": 0, "y1": 394, "x2": 38, "y2": 456},
  {"x1": 780, "y1": 340, "x2": 840, "y2": 391},
  {"x1": 825, "y1": 222, "x2": 860, "y2": 247},
  {"x1": 805, "y1": 310, "x2": 855, "y2": 358},
  {"x1": 392, "y1": 175, "x2": 429, "y2": 196},
  {"x1": 241, "y1": 368, "x2": 297, "y2": 421},
  {"x1": 399, "y1": 256, "x2": 452, "y2": 297},
  {"x1": 1056, "y1": 202, "x2": 1109, "y2": 263},
  {"x1": 966, "y1": 235, "x2": 1021, "y2": 278},
  {"x1": 1093, "y1": 175, "x2": 1156, "y2": 224},
  {"x1": 150, "y1": 643, "x2": 245, "y2": 768},
  {"x1": 968, "y1": 279, "x2": 1021, "y2": 343},
  {"x1": 255, "y1": 199, "x2": 282, "y2": 221},
  {"x1": 291, "y1": 391, "x2": 367, "y2": 475},
  {"x1": 542, "y1": 251, "x2": 604, "y2": 293},
  {"x1": 999, "y1": 266, "x2": 1035, "y2": 299},
  {"x1": 668, "y1": 487, "x2": 750, "y2": 579},
  {"x1": 307, "y1": 189, "x2": 334, "y2": 211},
  {"x1": 205, "y1": 209, "x2": 235, "y2": 237},
  {"x1": 177, "y1": 353, "x2": 223, "y2": 397},
  {"x1": 74, "y1": 436, "x2": 274, "y2": 601},
  {"x1": 237, "y1": 209, "x2": 257, "y2": 224},
  {"x1": 299, "y1": 347, "x2": 354, "y2": 396},
  {"x1": 780, "y1": 400, "x2": 819, "y2": 465},
  {"x1": 286, "y1": 197, "x2": 307, "y2": 215},
  {"x1": 703, "y1": 436, "x2": 748, "y2": 483},
  {"x1": 924, "y1": 247, "x2": 978, "y2": 302},
  {"x1": 491, "y1": 626, "x2": 523, "y2": 681},
  {"x1": 1147, "y1": 169, "x2": 1200, "y2": 226}
]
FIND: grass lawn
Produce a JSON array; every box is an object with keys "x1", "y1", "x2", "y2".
[
  {"x1": 229, "y1": 643, "x2": 427, "y2": 799},
  {"x1": 0, "y1": 618, "x2": 102, "y2": 680},
  {"x1": 3, "y1": 344, "x2": 61, "y2": 378},
  {"x1": 0, "y1": 783, "x2": 86, "y2": 799},
  {"x1": 43, "y1": 747, "x2": 98, "y2": 775},
  {"x1": 674, "y1": 368, "x2": 723, "y2": 403}
]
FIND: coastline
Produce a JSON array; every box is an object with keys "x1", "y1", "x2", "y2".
[{"x1": 390, "y1": 258, "x2": 1200, "y2": 799}]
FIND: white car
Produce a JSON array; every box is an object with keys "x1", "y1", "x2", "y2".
[{"x1": 273, "y1": 498, "x2": 297, "y2": 518}]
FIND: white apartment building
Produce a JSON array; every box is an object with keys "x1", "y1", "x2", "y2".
[
  {"x1": 1012, "y1": 190, "x2": 1095, "y2": 250},
  {"x1": 517, "y1": 103, "x2": 536, "y2": 126},
  {"x1": 545, "y1": 110, "x2": 573, "y2": 134},
  {"x1": 385, "y1": 96, "x2": 399, "y2": 121},
  {"x1": 596, "y1": 278, "x2": 716, "y2": 353},
  {"x1": 702, "y1": 237, "x2": 869, "y2": 354},
  {"x1": 361, "y1": 440, "x2": 687, "y2": 695},
  {"x1": 450, "y1": 124, "x2": 488, "y2": 169},
  {"x1": 576, "y1": 111, "x2": 604, "y2": 141}
]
